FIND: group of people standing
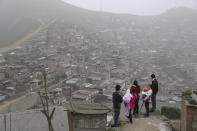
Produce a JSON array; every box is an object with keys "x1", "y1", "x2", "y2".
[{"x1": 112, "y1": 74, "x2": 158, "y2": 127}]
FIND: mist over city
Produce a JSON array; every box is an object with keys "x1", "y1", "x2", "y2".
[
  {"x1": 63, "y1": 0, "x2": 197, "y2": 15},
  {"x1": 0, "y1": 0, "x2": 197, "y2": 131}
]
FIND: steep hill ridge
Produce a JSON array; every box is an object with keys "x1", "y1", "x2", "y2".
[{"x1": 0, "y1": 0, "x2": 197, "y2": 48}]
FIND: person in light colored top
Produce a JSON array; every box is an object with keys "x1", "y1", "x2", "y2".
[
  {"x1": 123, "y1": 89, "x2": 132, "y2": 117},
  {"x1": 143, "y1": 85, "x2": 152, "y2": 117}
]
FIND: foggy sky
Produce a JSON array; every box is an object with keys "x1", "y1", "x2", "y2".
[{"x1": 63, "y1": 0, "x2": 197, "y2": 15}]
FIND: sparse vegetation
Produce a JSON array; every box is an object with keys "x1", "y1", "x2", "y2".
[{"x1": 188, "y1": 99, "x2": 197, "y2": 105}]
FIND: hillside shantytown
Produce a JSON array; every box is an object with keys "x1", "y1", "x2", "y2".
[{"x1": 0, "y1": 0, "x2": 197, "y2": 131}]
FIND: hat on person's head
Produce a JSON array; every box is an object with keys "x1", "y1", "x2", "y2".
[
  {"x1": 143, "y1": 88, "x2": 148, "y2": 92},
  {"x1": 151, "y1": 74, "x2": 155, "y2": 78}
]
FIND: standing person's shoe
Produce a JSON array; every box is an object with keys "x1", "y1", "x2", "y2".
[
  {"x1": 111, "y1": 124, "x2": 118, "y2": 127},
  {"x1": 144, "y1": 114, "x2": 149, "y2": 118},
  {"x1": 149, "y1": 108, "x2": 155, "y2": 112}
]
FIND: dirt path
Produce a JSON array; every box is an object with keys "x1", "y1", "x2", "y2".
[
  {"x1": 0, "y1": 19, "x2": 56, "y2": 54},
  {"x1": 0, "y1": 26, "x2": 42, "y2": 54},
  {"x1": 0, "y1": 77, "x2": 67, "y2": 113},
  {"x1": 0, "y1": 92, "x2": 37, "y2": 113}
]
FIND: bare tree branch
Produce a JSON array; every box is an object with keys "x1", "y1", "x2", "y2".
[
  {"x1": 37, "y1": 69, "x2": 56, "y2": 131},
  {"x1": 50, "y1": 108, "x2": 56, "y2": 120}
]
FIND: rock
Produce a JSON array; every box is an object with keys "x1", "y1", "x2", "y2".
[
  {"x1": 172, "y1": 96, "x2": 181, "y2": 102},
  {"x1": 161, "y1": 106, "x2": 181, "y2": 120},
  {"x1": 169, "y1": 101, "x2": 176, "y2": 104},
  {"x1": 158, "y1": 96, "x2": 168, "y2": 102}
]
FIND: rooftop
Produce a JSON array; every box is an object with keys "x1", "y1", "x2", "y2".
[{"x1": 64, "y1": 101, "x2": 111, "y2": 115}]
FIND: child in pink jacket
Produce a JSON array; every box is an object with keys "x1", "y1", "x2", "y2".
[{"x1": 123, "y1": 89, "x2": 131, "y2": 117}]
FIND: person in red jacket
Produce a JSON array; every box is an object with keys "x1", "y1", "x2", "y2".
[
  {"x1": 129, "y1": 88, "x2": 136, "y2": 123},
  {"x1": 130, "y1": 80, "x2": 141, "y2": 115}
]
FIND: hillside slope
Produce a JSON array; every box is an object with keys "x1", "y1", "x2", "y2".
[
  {"x1": 0, "y1": 0, "x2": 93, "y2": 47},
  {"x1": 0, "y1": 0, "x2": 197, "y2": 48}
]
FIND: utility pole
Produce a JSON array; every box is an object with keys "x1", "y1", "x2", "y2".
[
  {"x1": 4, "y1": 115, "x2": 6, "y2": 131},
  {"x1": 9, "y1": 113, "x2": 11, "y2": 131}
]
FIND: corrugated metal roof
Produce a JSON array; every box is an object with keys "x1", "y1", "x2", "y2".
[{"x1": 64, "y1": 101, "x2": 111, "y2": 115}]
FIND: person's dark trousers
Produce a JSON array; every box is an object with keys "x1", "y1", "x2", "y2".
[
  {"x1": 145, "y1": 101, "x2": 149, "y2": 117},
  {"x1": 129, "y1": 109, "x2": 133, "y2": 123},
  {"x1": 113, "y1": 108, "x2": 120, "y2": 127},
  {"x1": 133, "y1": 98, "x2": 139, "y2": 115},
  {"x1": 150, "y1": 94, "x2": 156, "y2": 112}
]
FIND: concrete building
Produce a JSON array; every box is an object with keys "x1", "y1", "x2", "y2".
[
  {"x1": 64, "y1": 102, "x2": 111, "y2": 131},
  {"x1": 72, "y1": 89, "x2": 99, "y2": 102},
  {"x1": 181, "y1": 88, "x2": 197, "y2": 131}
]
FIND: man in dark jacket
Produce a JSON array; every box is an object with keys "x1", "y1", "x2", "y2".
[
  {"x1": 112, "y1": 85, "x2": 122, "y2": 127},
  {"x1": 150, "y1": 74, "x2": 158, "y2": 112}
]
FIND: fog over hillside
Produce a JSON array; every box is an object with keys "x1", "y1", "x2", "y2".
[
  {"x1": 1, "y1": 1, "x2": 197, "y2": 129},
  {"x1": 0, "y1": 0, "x2": 89, "y2": 47},
  {"x1": 63, "y1": 0, "x2": 197, "y2": 15},
  {"x1": 0, "y1": 0, "x2": 197, "y2": 48}
]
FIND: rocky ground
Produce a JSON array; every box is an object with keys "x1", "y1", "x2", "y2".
[
  {"x1": 106, "y1": 98, "x2": 180, "y2": 131},
  {"x1": 108, "y1": 111, "x2": 174, "y2": 131}
]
